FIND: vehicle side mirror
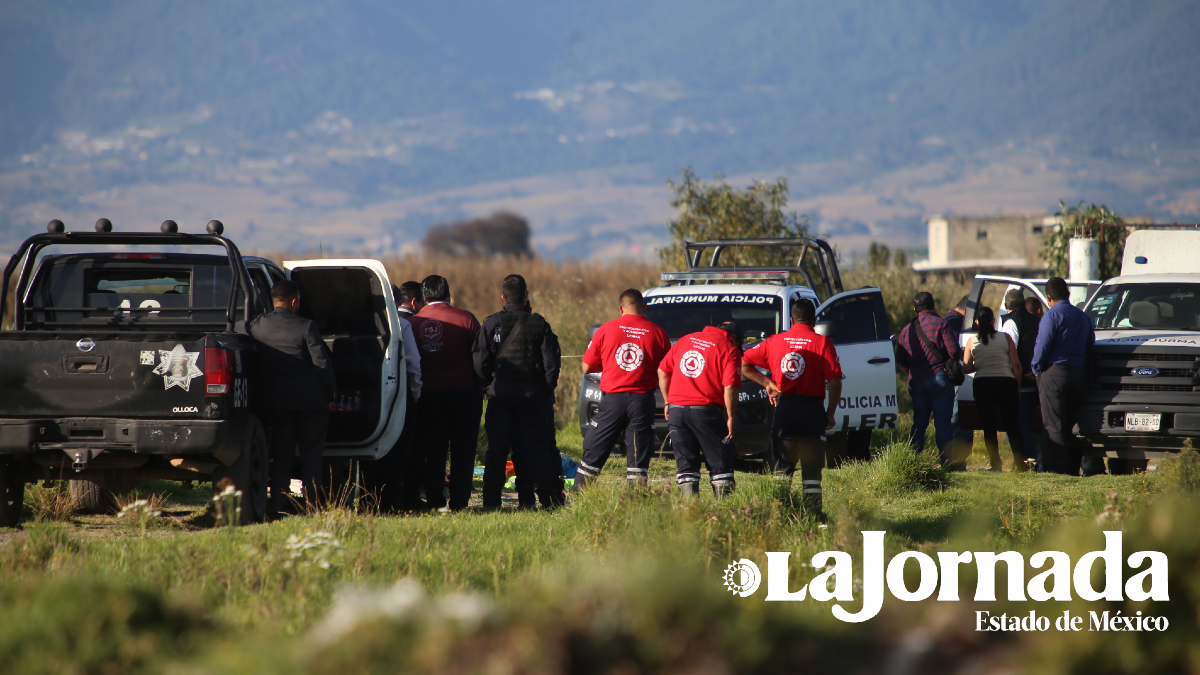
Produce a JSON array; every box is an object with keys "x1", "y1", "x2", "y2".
[{"x1": 814, "y1": 320, "x2": 836, "y2": 337}]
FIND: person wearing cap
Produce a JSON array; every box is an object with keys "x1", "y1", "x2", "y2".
[
  {"x1": 658, "y1": 321, "x2": 742, "y2": 498},
  {"x1": 896, "y1": 291, "x2": 961, "y2": 464},
  {"x1": 999, "y1": 287, "x2": 1042, "y2": 471},
  {"x1": 741, "y1": 299, "x2": 842, "y2": 515},
  {"x1": 576, "y1": 288, "x2": 671, "y2": 489}
]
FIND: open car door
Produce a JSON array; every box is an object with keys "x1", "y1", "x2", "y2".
[
  {"x1": 814, "y1": 287, "x2": 899, "y2": 434},
  {"x1": 956, "y1": 276, "x2": 1099, "y2": 431},
  {"x1": 283, "y1": 259, "x2": 407, "y2": 460}
]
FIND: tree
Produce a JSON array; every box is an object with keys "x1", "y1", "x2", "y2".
[
  {"x1": 659, "y1": 169, "x2": 810, "y2": 271},
  {"x1": 423, "y1": 212, "x2": 533, "y2": 258},
  {"x1": 1042, "y1": 201, "x2": 1130, "y2": 281}
]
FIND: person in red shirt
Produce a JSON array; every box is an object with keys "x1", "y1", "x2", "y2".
[
  {"x1": 658, "y1": 321, "x2": 742, "y2": 498},
  {"x1": 577, "y1": 289, "x2": 670, "y2": 488},
  {"x1": 409, "y1": 274, "x2": 483, "y2": 511},
  {"x1": 741, "y1": 298, "x2": 843, "y2": 516}
]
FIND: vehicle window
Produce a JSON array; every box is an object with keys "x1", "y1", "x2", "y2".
[
  {"x1": 88, "y1": 270, "x2": 190, "y2": 295},
  {"x1": 292, "y1": 267, "x2": 389, "y2": 337},
  {"x1": 1086, "y1": 283, "x2": 1200, "y2": 330},
  {"x1": 645, "y1": 295, "x2": 781, "y2": 342},
  {"x1": 816, "y1": 292, "x2": 888, "y2": 344},
  {"x1": 249, "y1": 268, "x2": 272, "y2": 305},
  {"x1": 268, "y1": 266, "x2": 287, "y2": 285}
]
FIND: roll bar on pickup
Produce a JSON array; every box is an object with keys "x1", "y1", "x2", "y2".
[
  {"x1": 672, "y1": 237, "x2": 844, "y2": 300},
  {"x1": 1, "y1": 224, "x2": 261, "y2": 332}
]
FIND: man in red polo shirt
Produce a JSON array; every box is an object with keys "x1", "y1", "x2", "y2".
[
  {"x1": 577, "y1": 288, "x2": 670, "y2": 488},
  {"x1": 658, "y1": 321, "x2": 742, "y2": 498},
  {"x1": 741, "y1": 298, "x2": 843, "y2": 515},
  {"x1": 409, "y1": 274, "x2": 482, "y2": 511}
]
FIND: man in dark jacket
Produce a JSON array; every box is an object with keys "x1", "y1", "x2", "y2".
[
  {"x1": 473, "y1": 274, "x2": 565, "y2": 509},
  {"x1": 246, "y1": 280, "x2": 336, "y2": 517}
]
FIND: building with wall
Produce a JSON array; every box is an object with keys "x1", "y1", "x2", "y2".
[{"x1": 911, "y1": 214, "x2": 1057, "y2": 276}]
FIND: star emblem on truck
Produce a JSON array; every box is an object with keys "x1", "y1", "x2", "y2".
[{"x1": 152, "y1": 344, "x2": 203, "y2": 392}]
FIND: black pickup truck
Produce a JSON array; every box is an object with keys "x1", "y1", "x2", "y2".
[{"x1": 0, "y1": 220, "x2": 411, "y2": 526}]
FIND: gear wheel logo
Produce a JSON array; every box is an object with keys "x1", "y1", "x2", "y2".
[{"x1": 722, "y1": 558, "x2": 762, "y2": 597}]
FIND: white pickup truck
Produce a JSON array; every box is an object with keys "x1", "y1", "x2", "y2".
[{"x1": 1074, "y1": 230, "x2": 1200, "y2": 462}]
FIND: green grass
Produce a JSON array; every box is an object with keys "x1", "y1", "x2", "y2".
[{"x1": 2, "y1": 420, "x2": 1197, "y2": 674}]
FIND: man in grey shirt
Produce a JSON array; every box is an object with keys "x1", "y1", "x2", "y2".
[{"x1": 246, "y1": 280, "x2": 335, "y2": 516}]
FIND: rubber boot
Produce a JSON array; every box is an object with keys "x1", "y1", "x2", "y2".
[
  {"x1": 678, "y1": 481, "x2": 699, "y2": 497},
  {"x1": 626, "y1": 468, "x2": 649, "y2": 489},
  {"x1": 801, "y1": 493, "x2": 826, "y2": 522},
  {"x1": 713, "y1": 483, "x2": 735, "y2": 500}
]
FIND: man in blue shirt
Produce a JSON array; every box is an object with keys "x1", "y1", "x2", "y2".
[{"x1": 1031, "y1": 277, "x2": 1096, "y2": 475}]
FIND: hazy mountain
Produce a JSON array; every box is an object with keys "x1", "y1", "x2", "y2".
[{"x1": 1, "y1": 0, "x2": 1197, "y2": 256}]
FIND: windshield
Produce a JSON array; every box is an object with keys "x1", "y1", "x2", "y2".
[
  {"x1": 1086, "y1": 283, "x2": 1200, "y2": 330},
  {"x1": 645, "y1": 294, "x2": 782, "y2": 341}
]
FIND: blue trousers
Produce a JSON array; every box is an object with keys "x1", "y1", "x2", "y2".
[{"x1": 908, "y1": 371, "x2": 955, "y2": 455}]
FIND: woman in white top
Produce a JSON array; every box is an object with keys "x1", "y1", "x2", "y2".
[{"x1": 963, "y1": 306, "x2": 1029, "y2": 472}]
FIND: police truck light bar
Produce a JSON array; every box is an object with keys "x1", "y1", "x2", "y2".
[{"x1": 660, "y1": 270, "x2": 789, "y2": 282}]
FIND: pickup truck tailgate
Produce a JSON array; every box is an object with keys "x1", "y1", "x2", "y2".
[{"x1": 0, "y1": 332, "x2": 213, "y2": 418}]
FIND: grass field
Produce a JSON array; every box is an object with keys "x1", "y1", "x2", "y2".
[{"x1": 3, "y1": 417, "x2": 1198, "y2": 674}]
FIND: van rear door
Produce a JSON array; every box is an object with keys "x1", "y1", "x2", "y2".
[
  {"x1": 283, "y1": 259, "x2": 406, "y2": 460},
  {"x1": 813, "y1": 288, "x2": 899, "y2": 433}
]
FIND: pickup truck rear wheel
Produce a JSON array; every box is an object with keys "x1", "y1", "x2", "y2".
[
  {"x1": 70, "y1": 480, "x2": 117, "y2": 515},
  {"x1": 0, "y1": 459, "x2": 26, "y2": 528},
  {"x1": 215, "y1": 418, "x2": 269, "y2": 524}
]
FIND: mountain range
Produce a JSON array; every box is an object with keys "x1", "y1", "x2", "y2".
[{"x1": 1, "y1": 0, "x2": 1197, "y2": 259}]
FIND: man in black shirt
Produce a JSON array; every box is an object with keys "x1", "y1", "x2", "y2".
[
  {"x1": 472, "y1": 274, "x2": 565, "y2": 509},
  {"x1": 245, "y1": 280, "x2": 336, "y2": 516}
]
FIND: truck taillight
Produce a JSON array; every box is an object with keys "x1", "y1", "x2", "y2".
[{"x1": 205, "y1": 347, "x2": 232, "y2": 395}]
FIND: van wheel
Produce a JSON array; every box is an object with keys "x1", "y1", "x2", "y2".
[
  {"x1": 0, "y1": 459, "x2": 26, "y2": 528},
  {"x1": 71, "y1": 480, "x2": 116, "y2": 515},
  {"x1": 215, "y1": 418, "x2": 269, "y2": 524}
]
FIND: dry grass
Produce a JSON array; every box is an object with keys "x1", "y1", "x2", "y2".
[{"x1": 24, "y1": 482, "x2": 80, "y2": 522}]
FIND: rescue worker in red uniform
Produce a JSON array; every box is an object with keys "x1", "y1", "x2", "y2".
[
  {"x1": 741, "y1": 298, "x2": 843, "y2": 515},
  {"x1": 658, "y1": 321, "x2": 742, "y2": 498},
  {"x1": 577, "y1": 289, "x2": 670, "y2": 488}
]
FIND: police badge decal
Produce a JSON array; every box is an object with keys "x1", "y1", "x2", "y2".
[{"x1": 152, "y1": 343, "x2": 203, "y2": 391}]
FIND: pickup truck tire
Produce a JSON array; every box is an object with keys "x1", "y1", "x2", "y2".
[
  {"x1": 215, "y1": 418, "x2": 269, "y2": 524},
  {"x1": 70, "y1": 480, "x2": 116, "y2": 515},
  {"x1": 0, "y1": 459, "x2": 25, "y2": 528},
  {"x1": 1107, "y1": 458, "x2": 1149, "y2": 475}
]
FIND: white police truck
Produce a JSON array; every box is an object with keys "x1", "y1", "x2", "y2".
[{"x1": 578, "y1": 238, "x2": 899, "y2": 462}]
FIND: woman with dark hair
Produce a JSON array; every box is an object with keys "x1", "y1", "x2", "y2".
[{"x1": 963, "y1": 306, "x2": 1028, "y2": 472}]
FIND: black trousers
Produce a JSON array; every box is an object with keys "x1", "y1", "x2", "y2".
[
  {"x1": 267, "y1": 409, "x2": 329, "y2": 513},
  {"x1": 483, "y1": 396, "x2": 564, "y2": 508},
  {"x1": 360, "y1": 390, "x2": 419, "y2": 512},
  {"x1": 668, "y1": 406, "x2": 735, "y2": 492},
  {"x1": 766, "y1": 394, "x2": 826, "y2": 500},
  {"x1": 418, "y1": 386, "x2": 483, "y2": 510},
  {"x1": 973, "y1": 377, "x2": 1026, "y2": 469},
  {"x1": 1038, "y1": 365, "x2": 1084, "y2": 476},
  {"x1": 579, "y1": 390, "x2": 656, "y2": 482}
]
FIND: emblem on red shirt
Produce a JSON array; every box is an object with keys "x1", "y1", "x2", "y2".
[
  {"x1": 420, "y1": 319, "x2": 444, "y2": 343},
  {"x1": 680, "y1": 350, "x2": 706, "y2": 378},
  {"x1": 615, "y1": 342, "x2": 645, "y2": 371},
  {"x1": 780, "y1": 352, "x2": 806, "y2": 380}
]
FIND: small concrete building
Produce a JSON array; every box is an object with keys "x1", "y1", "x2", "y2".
[{"x1": 912, "y1": 214, "x2": 1056, "y2": 276}]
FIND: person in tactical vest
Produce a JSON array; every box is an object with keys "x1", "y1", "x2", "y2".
[
  {"x1": 1000, "y1": 288, "x2": 1042, "y2": 471},
  {"x1": 472, "y1": 274, "x2": 565, "y2": 509}
]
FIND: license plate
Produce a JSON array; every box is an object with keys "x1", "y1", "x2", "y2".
[{"x1": 1125, "y1": 412, "x2": 1161, "y2": 432}]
